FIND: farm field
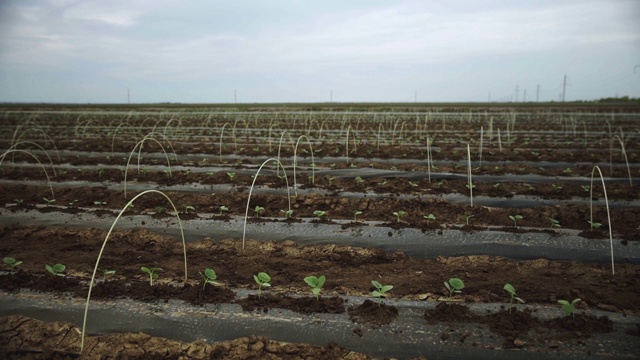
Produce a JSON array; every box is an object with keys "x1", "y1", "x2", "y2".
[{"x1": 0, "y1": 103, "x2": 639, "y2": 359}]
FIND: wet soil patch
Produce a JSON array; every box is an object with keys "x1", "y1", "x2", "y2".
[
  {"x1": 347, "y1": 299, "x2": 399, "y2": 326},
  {"x1": 423, "y1": 302, "x2": 478, "y2": 323},
  {"x1": 236, "y1": 293, "x2": 345, "y2": 315}
]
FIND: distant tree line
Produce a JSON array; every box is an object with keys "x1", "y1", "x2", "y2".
[{"x1": 595, "y1": 96, "x2": 640, "y2": 104}]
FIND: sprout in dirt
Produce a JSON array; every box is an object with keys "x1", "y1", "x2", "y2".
[
  {"x1": 184, "y1": 205, "x2": 195, "y2": 214},
  {"x1": 94, "y1": 201, "x2": 106, "y2": 207},
  {"x1": 558, "y1": 298, "x2": 581, "y2": 317},
  {"x1": 14, "y1": 199, "x2": 24, "y2": 206},
  {"x1": 101, "y1": 269, "x2": 115, "y2": 282},
  {"x1": 46, "y1": 263, "x2": 66, "y2": 277},
  {"x1": 43, "y1": 197, "x2": 56, "y2": 205},
  {"x1": 550, "y1": 218, "x2": 561, "y2": 228},
  {"x1": 141, "y1": 266, "x2": 162, "y2": 286},
  {"x1": 254, "y1": 272, "x2": 271, "y2": 298},
  {"x1": 304, "y1": 275, "x2": 326, "y2": 300},
  {"x1": 355, "y1": 176, "x2": 363, "y2": 184},
  {"x1": 461, "y1": 214, "x2": 474, "y2": 226},
  {"x1": 353, "y1": 210, "x2": 363, "y2": 222},
  {"x1": 509, "y1": 215, "x2": 523, "y2": 227},
  {"x1": 326, "y1": 176, "x2": 336, "y2": 186},
  {"x1": 226, "y1": 172, "x2": 235, "y2": 179},
  {"x1": 588, "y1": 221, "x2": 602, "y2": 230},
  {"x1": 393, "y1": 211, "x2": 406, "y2": 222},
  {"x1": 3, "y1": 256, "x2": 22, "y2": 276},
  {"x1": 313, "y1": 210, "x2": 327, "y2": 219},
  {"x1": 503, "y1": 283, "x2": 525, "y2": 313},
  {"x1": 254, "y1": 205, "x2": 265, "y2": 217},
  {"x1": 280, "y1": 209, "x2": 294, "y2": 219},
  {"x1": 424, "y1": 214, "x2": 436, "y2": 224},
  {"x1": 199, "y1": 268, "x2": 220, "y2": 289},
  {"x1": 371, "y1": 280, "x2": 393, "y2": 307},
  {"x1": 219, "y1": 205, "x2": 229, "y2": 216},
  {"x1": 445, "y1": 278, "x2": 464, "y2": 305}
]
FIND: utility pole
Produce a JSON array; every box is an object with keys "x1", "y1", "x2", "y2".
[
  {"x1": 536, "y1": 84, "x2": 540, "y2": 102},
  {"x1": 561, "y1": 74, "x2": 567, "y2": 102},
  {"x1": 523, "y1": 89, "x2": 527, "y2": 102},
  {"x1": 515, "y1": 85, "x2": 519, "y2": 102}
]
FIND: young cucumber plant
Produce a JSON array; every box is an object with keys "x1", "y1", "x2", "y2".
[
  {"x1": 503, "y1": 283, "x2": 525, "y2": 313},
  {"x1": 393, "y1": 210, "x2": 406, "y2": 222},
  {"x1": 558, "y1": 298, "x2": 581, "y2": 317},
  {"x1": 46, "y1": 263, "x2": 66, "y2": 277},
  {"x1": 371, "y1": 280, "x2": 393, "y2": 306},
  {"x1": 141, "y1": 266, "x2": 162, "y2": 286},
  {"x1": 199, "y1": 268, "x2": 220, "y2": 289},
  {"x1": 445, "y1": 278, "x2": 464, "y2": 305},
  {"x1": 509, "y1": 214, "x2": 523, "y2": 227},
  {"x1": 254, "y1": 272, "x2": 271, "y2": 298},
  {"x1": 304, "y1": 275, "x2": 326, "y2": 300},
  {"x1": 3, "y1": 256, "x2": 22, "y2": 276},
  {"x1": 101, "y1": 269, "x2": 115, "y2": 282}
]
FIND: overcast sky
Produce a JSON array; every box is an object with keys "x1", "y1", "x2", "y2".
[{"x1": 0, "y1": 0, "x2": 639, "y2": 104}]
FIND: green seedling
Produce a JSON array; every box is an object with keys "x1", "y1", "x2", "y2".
[
  {"x1": 353, "y1": 210, "x2": 363, "y2": 222},
  {"x1": 461, "y1": 214, "x2": 474, "y2": 226},
  {"x1": 42, "y1": 197, "x2": 56, "y2": 205},
  {"x1": 94, "y1": 201, "x2": 106, "y2": 207},
  {"x1": 280, "y1": 209, "x2": 294, "y2": 219},
  {"x1": 503, "y1": 283, "x2": 525, "y2": 313},
  {"x1": 199, "y1": 268, "x2": 220, "y2": 289},
  {"x1": 141, "y1": 266, "x2": 162, "y2": 286},
  {"x1": 552, "y1": 184, "x2": 563, "y2": 191},
  {"x1": 423, "y1": 214, "x2": 436, "y2": 224},
  {"x1": 326, "y1": 176, "x2": 336, "y2": 186},
  {"x1": 14, "y1": 199, "x2": 24, "y2": 205},
  {"x1": 155, "y1": 206, "x2": 166, "y2": 214},
  {"x1": 371, "y1": 280, "x2": 393, "y2": 306},
  {"x1": 254, "y1": 272, "x2": 271, "y2": 298},
  {"x1": 445, "y1": 278, "x2": 464, "y2": 304},
  {"x1": 581, "y1": 185, "x2": 590, "y2": 192},
  {"x1": 563, "y1": 167, "x2": 572, "y2": 174},
  {"x1": 3, "y1": 256, "x2": 22, "y2": 275},
  {"x1": 509, "y1": 214, "x2": 523, "y2": 227},
  {"x1": 393, "y1": 210, "x2": 406, "y2": 222},
  {"x1": 184, "y1": 205, "x2": 195, "y2": 213},
  {"x1": 313, "y1": 210, "x2": 326, "y2": 218},
  {"x1": 219, "y1": 205, "x2": 229, "y2": 216},
  {"x1": 304, "y1": 275, "x2": 326, "y2": 300},
  {"x1": 254, "y1": 205, "x2": 265, "y2": 217},
  {"x1": 46, "y1": 263, "x2": 66, "y2": 277},
  {"x1": 68, "y1": 199, "x2": 78, "y2": 208},
  {"x1": 558, "y1": 298, "x2": 581, "y2": 317},
  {"x1": 226, "y1": 172, "x2": 235, "y2": 179},
  {"x1": 588, "y1": 221, "x2": 602, "y2": 230},
  {"x1": 101, "y1": 269, "x2": 115, "y2": 282},
  {"x1": 550, "y1": 218, "x2": 561, "y2": 228},
  {"x1": 354, "y1": 176, "x2": 363, "y2": 184}
]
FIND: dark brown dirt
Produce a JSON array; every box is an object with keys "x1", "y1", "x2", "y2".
[
  {"x1": 0, "y1": 315, "x2": 369, "y2": 360},
  {"x1": 236, "y1": 294, "x2": 346, "y2": 315},
  {"x1": 348, "y1": 299, "x2": 398, "y2": 326}
]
